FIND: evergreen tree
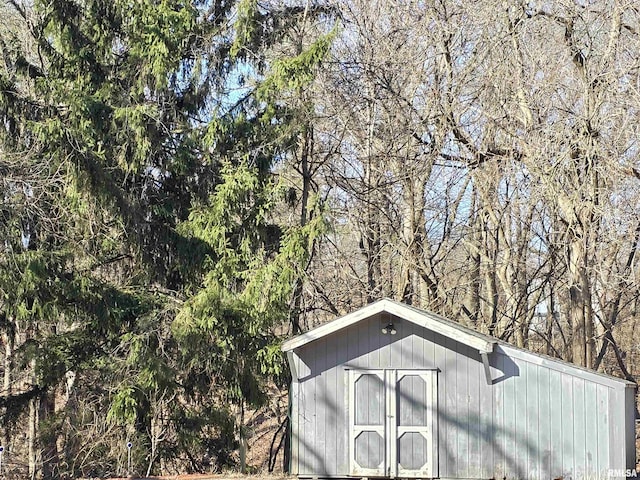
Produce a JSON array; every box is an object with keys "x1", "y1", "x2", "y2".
[{"x1": 0, "y1": 0, "x2": 334, "y2": 476}]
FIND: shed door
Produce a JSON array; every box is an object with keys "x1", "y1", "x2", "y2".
[
  {"x1": 395, "y1": 370, "x2": 436, "y2": 478},
  {"x1": 349, "y1": 370, "x2": 386, "y2": 477},
  {"x1": 349, "y1": 370, "x2": 437, "y2": 478}
]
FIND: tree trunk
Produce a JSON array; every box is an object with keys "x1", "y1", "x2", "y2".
[
  {"x1": 290, "y1": 126, "x2": 313, "y2": 334},
  {"x1": 28, "y1": 395, "x2": 39, "y2": 480},
  {"x1": 239, "y1": 405, "x2": 247, "y2": 474},
  {"x1": 567, "y1": 237, "x2": 593, "y2": 367},
  {"x1": 39, "y1": 393, "x2": 55, "y2": 480},
  {"x1": 1, "y1": 328, "x2": 13, "y2": 450},
  {"x1": 464, "y1": 211, "x2": 482, "y2": 327}
]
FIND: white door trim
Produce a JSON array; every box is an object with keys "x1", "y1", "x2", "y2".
[
  {"x1": 349, "y1": 370, "x2": 386, "y2": 477},
  {"x1": 395, "y1": 370, "x2": 437, "y2": 478},
  {"x1": 348, "y1": 369, "x2": 438, "y2": 478}
]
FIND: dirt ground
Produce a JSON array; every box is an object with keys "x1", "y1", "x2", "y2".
[{"x1": 102, "y1": 475, "x2": 293, "y2": 480}]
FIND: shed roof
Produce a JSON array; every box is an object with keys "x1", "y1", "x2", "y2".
[
  {"x1": 282, "y1": 298, "x2": 636, "y2": 388},
  {"x1": 282, "y1": 297, "x2": 496, "y2": 354}
]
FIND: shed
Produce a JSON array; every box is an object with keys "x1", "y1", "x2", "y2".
[{"x1": 282, "y1": 298, "x2": 637, "y2": 480}]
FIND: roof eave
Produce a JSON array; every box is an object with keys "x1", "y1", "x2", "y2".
[
  {"x1": 281, "y1": 298, "x2": 495, "y2": 354},
  {"x1": 281, "y1": 300, "x2": 387, "y2": 352},
  {"x1": 382, "y1": 299, "x2": 495, "y2": 354}
]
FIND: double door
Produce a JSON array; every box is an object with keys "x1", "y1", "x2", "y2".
[{"x1": 348, "y1": 369, "x2": 437, "y2": 478}]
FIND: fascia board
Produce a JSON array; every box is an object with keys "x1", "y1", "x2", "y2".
[
  {"x1": 281, "y1": 300, "x2": 387, "y2": 352},
  {"x1": 282, "y1": 298, "x2": 495, "y2": 354},
  {"x1": 383, "y1": 300, "x2": 495, "y2": 353}
]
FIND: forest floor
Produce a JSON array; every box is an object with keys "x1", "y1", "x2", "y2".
[{"x1": 102, "y1": 475, "x2": 292, "y2": 480}]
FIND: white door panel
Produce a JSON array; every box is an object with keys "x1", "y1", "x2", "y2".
[
  {"x1": 348, "y1": 369, "x2": 437, "y2": 478},
  {"x1": 349, "y1": 370, "x2": 386, "y2": 476}
]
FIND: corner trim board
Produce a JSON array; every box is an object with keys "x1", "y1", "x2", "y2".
[{"x1": 480, "y1": 351, "x2": 493, "y2": 385}]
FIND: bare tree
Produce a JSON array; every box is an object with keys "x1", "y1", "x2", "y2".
[{"x1": 307, "y1": 0, "x2": 640, "y2": 380}]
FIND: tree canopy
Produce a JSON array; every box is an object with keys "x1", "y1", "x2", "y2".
[
  {"x1": 1, "y1": 0, "x2": 639, "y2": 477},
  {"x1": 1, "y1": 0, "x2": 332, "y2": 476}
]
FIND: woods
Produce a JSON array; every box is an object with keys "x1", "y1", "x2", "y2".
[{"x1": 0, "y1": 0, "x2": 639, "y2": 478}]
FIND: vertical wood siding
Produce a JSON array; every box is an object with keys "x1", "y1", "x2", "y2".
[{"x1": 290, "y1": 313, "x2": 633, "y2": 479}]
